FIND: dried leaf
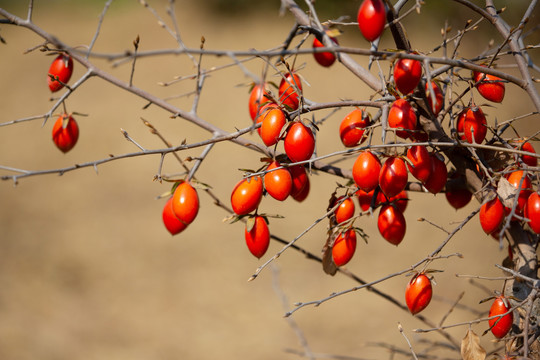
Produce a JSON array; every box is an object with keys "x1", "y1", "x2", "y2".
[
  {"x1": 245, "y1": 216, "x2": 256, "y2": 233},
  {"x1": 497, "y1": 176, "x2": 518, "y2": 209},
  {"x1": 461, "y1": 329, "x2": 486, "y2": 360},
  {"x1": 322, "y1": 232, "x2": 337, "y2": 276}
]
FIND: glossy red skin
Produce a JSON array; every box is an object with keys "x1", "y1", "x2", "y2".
[
  {"x1": 312, "y1": 37, "x2": 337, "y2": 67},
  {"x1": 506, "y1": 170, "x2": 532, "y2": 216},
  {"x1": 248, "y1": 83, "x2": 273, "y2": 121},
  {"x1": 407, "y1": 145, "x2": 432, "y2": 183},
  {"x1": 425, "y1": 81, "x2": 444, "y2": 115},
  {"x1": 353, "y1": 151, "x2": 381, "y2": 193},
  {"x1": 279, "y1": 73, "x2": 302, "y2": 111},
  {"x1": 231, "y1": 176, "x2": 263, "y2": 215},
  {"x1": 462, "y1": 107, "x2": 487, "y2": 144},
  {"x1": 423, "y1": 154, "x2": 447, "y2": 194},
  {"x1": 52, "y1": 114, "x2": 79, "y2": 153},
  {"x1": 379, "y1": 157, "x2": 408, "y2": 199},
  {"x1": 405, "y1": 273, "x2": 432, "y2": 315},
  {"x1": 378, "y1": 204, "x2": 406, "y2": 245},
  {"x1": 162, "y1": 197, "x2": 188, "y2": 235},
  {"x1": 284, "y1": 122, "x2": 315, "y2": 163},
  {"x1": 388, "y1": 99, "x2": 417, "y2": 139},
  {"x1": 489, "y1": 296, "x2": 513, "y2": 338},
  {"x1": 245, "y1": 216, "x2": 270, "y2": 259},
  {"x1": 389, "y1": 190, "x2": 409, "y2": 213},
  {"x1": 264, "y1": 161, "x2": 292, "y2": 201},
  {"x1": 474, "y1": 70, "x2": 505, "y2": 103},
  {"x1": 445, "y1": 184, "x2": 473, "y2": 210},
  {"x1": 334, "y1": 196, "x2": 355, "y2": 224},
  {"x1": 357, "y1": 0, "x2": 386, "y2": 42},
  {"x1": 291, "y1": 175, "x2": 310, "y2": 202},
  {"x1": 172, "y1": 181, "x2": 199, "y2": 225},
  {"x1": 339, "y1": 109, "x2": 370, "y2": 147},
  {"x1": 260, "y1": 107, "x2": 286, "y2": 146},
  {"x1": 332, "y1": 229, "x2": 357, "y2": 267},
  {"x1": 512, "y1": 140, "x2": 538, "y2": 167},
  {"x1": 394, "y1": 58, "x2": 422, "y2": 95},
  {"x1": 525, "y1": 192, "x2": 540, "y2": 234},
  {"x1": 356, "y1": 188, "x2": 378, "y2": 212},
  {"x1": 480, "y1": 197, "x2": 504, "y2": 234},
  {"x1": 48, "y1": 54, "x2": 73, "y2": 92},
  {"x1": 289, "y1": 165, "x2": 309, "y2": 198},
  {"x1": 456, "y1": 110, "x2": 466, "y2": 141}
]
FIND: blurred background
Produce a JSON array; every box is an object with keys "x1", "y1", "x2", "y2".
[{"x1": 0, "y1": 0, "x2": 538, "y2": 359}]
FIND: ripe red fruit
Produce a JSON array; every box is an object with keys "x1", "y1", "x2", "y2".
[
  {"x1": 248, "y1": 83, "x2": 273, "y2": 121},
  {"x1": 172, "y1": 181, "x2": 199, "y2": 225},
  {"x1": 353, "y1": 151, "x2": 381, "y2": 193},
  {"x1": 379, "y1": 157, "x2": 408, "y2": 199},
  {"x1": 506, "y1": 170, "x2": 532, "y2": 216},
  {"x1": 291, "y1": 175, "x2": 310, "y2": 202},
  {"x1": 479, "y1": 197, "x2": 504, "y2": 234},
  {"x1": 357, "y1": 0, "x2": 386, "y2": 42},
  {"x1": 456, "y1": 110, "x2": 466, "y2": 141},
  {"x1": 445, "y1": 174, "x2": 473, "y2": 210},
  {"x1": 162, "y1": 197, "x2": 188, "y2": 235},
  {"x1": 332, "y1": 229, "x2": 357, "y2": 267},
  {"x1": 356, "y1": 189, "x2": 378, "y2": 212},
  {"x1": 48, "y1": 53, "x2": 73, "y2": 92},
  {"x1": 394, "y1": 58, "x2": 422, "y2": 95},
  {"x1": 425, "y1": 81, "x2": 444, "y2": 115},
  {"x1": 231, "y1": 176, "x2": 263, "y2": 215},
  {"x1": 525, "y1": 192, "x2": 540, "y2": 234},
  {"x1": 334, "y1": 196, "x2": 355, "y2": 224},
  {"x1": 405, "y1": 273, "x2": 433, "y2": 315},
  {"x1": 264, "y1": 161, "x2": 292, "y2": 201},
  {"x1": 289, "y1": 165, "x2": 309, "y2": 199},
  {"x1": 312, "y1": 37, "x2": 338, "y2": 67},
  {"x1": 378, "y1": 204, "x2": 406, "y2": 245},
  {"x1": 388, "y1": 99, "x2": 417, "y2": 139},
  {"x1": 245, "y1": 216, "x2": 270, "y2": 259},
  {"x1": 260, "y1": 107, "x2": 286, "y2": 147},
  {"x1": 407, "y1": 145, "x2": 432, "y2": 183},
  {"x1": 462, "y1": 107, "x2": 487, "y2": 144},
  {"x1": 284, "y1": 122, "x2": 315, "y2": 163},
  {"x1": 278, "y1": 72, "x2": 302, "y2": 111},
  {"x1": 488, "y1": 296, "x2": 513, "y2": 339},
  {"x1": 52, "y1": 114, "x2": 79, "y2": 153},
  {"x1": 423, "y1": 154, "x2": 447, "y2": 194},
  {"x1": 512, "y1": 140, "x2": 538, "y2": 167},
  {"x1": 388, "y1": 190, "x2": 409, "y2": 213},
  {"x1": 473, "y1": 68, "x2": 505, "y2": 103},
  {"x1": 339, "y1": 109, "x2": 370, "y2": 147}
]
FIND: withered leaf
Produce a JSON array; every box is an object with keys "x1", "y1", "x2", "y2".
[{"x1": 460, "y1": 329, "x2": 486, "y2": 360}]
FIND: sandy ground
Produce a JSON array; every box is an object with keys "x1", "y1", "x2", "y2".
[{"x1": 0, "y1": 1, "x2": 538, "y2": 359}]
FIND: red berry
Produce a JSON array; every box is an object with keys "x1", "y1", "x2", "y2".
[
  {"x1": 248, "y1": 83, "x2": 273, "y2": 121},
  {"x1": 332, "y1": 228, "x2": 357, "y2": 267},
  {"x1": 407, "y1": 145, "x2": 432, "y2": 183},
  {"x1": 48, "y1": 53, "x2": 73, "y2": 92},
  {"x1": 473, "y1": 68, "x2": 505, "y2": 103},
  {"x1": 284, "y1": 122, "x2": 315, "y2": 163},
  {"x1": 289, "y1": 165, "x2": 309, "y2": 199},
  {"x1": 445, "y1": 174, "x2": 473, "y2": 210},
  {"x1": 353, "y1": 151, "x2": 381, "y2": 193},
  {"x1": 425, "y1": 81, "x2": 444, "y2": 115},
  {"x1": 488, "y1": 296, "x2": 513, "y2": 338},
  {"x1": 245, "y1": 216, "x2": 270, "y2": 259},
  {"x1": 334, "y1": 196, "x2": 355, "y2": 224},
  {"x1": 378, "y1": 204, "x2": 406, "y2": 245},
  {"x1": 52, "y1": 114, "x2": 79, "y2": 153},
  {"x1": 388, "y1": 99, "x2": 417, "y2": 139},
  {"x1": 172, "y1": 181, "x2": 199, "y2": 225},
  {"x1": 506, "y1": 170, "x2": 532, "y2": 216},
  {"x1": 260, "y1": 107, "x2": 286, "y2": 147},
  {"x1": 231, "y1": 176, "x2": 263, "y2": 215},
  {"x1": 162, "y1": 197, "x2": 188, "y2": 235},
  {"x1": 479, "y1": 197, "x2": 504, "y2": 234},
  {"x1": 405, "y1": 273, "x2": 433, "y2": 315},
  {"x1": 357, "y1": 0, "x2": 386, "y2": 42},
  {"x1": 278, "y1": 72, "x2": 302, "y2": 111},
  {"x1": 525, "y1": 192, "x2": 540, "y2": 234},
  {"x1": 339, "y1": 109, "x2": 370, "y2": 147},
  {"x1": 291, "y1": 175, "x2": 310, "y2": 202},
  {"x1": 312, "y1": 37, "x2": 338, "y2": 67},
  {"x1": 423, "y1": 154, "x2": 447, "y2": 194},
  {"x1": 394, "y1": 58, "x2": 422, "y2": 95},
  {"x1": 463, "y1": 107, "x2": 487, "y2": 144},
  {"x1": 379, "y1": 157, "x2": 408, "y2": 199},
  {"x1": 264, "y1": 161, "x2": 292, "y2": 201},
  {"x1": 356, "y1": 188, "x2": 378, "y2": 212}
]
